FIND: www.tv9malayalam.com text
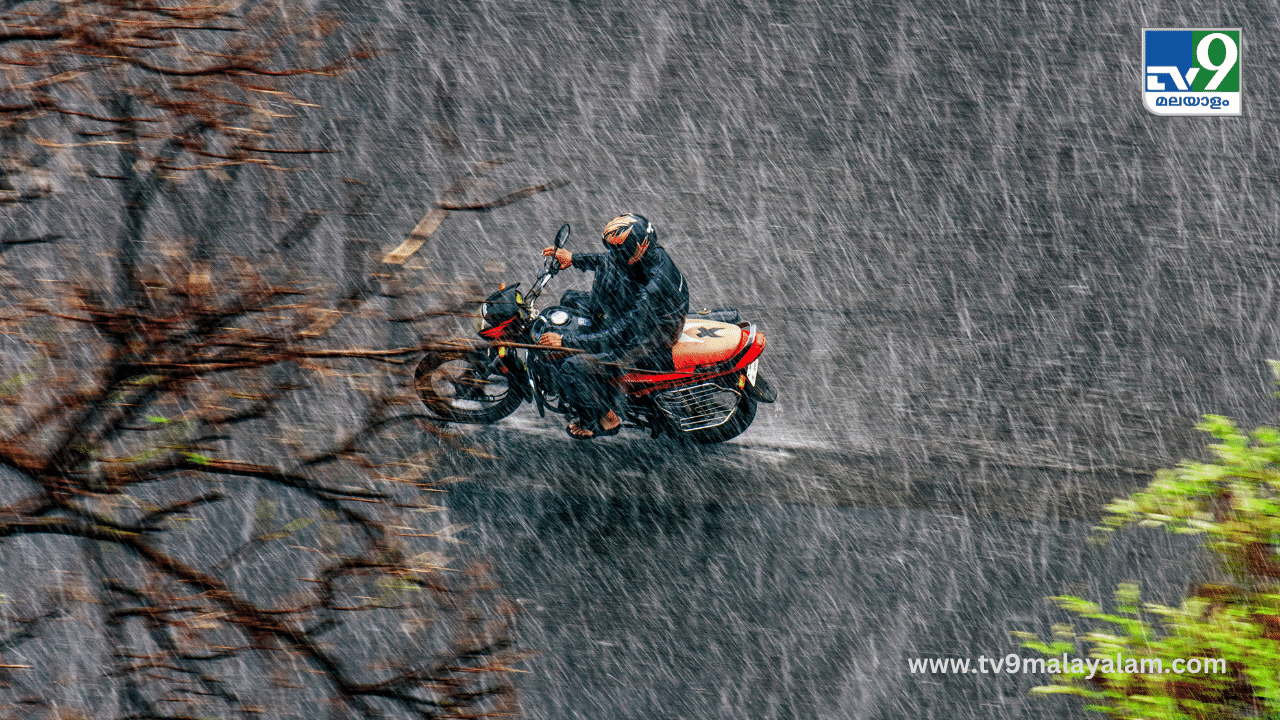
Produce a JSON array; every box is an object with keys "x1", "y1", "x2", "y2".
[{"x1": 908, "y1": 654, "x2": 1226, "y2": 679}]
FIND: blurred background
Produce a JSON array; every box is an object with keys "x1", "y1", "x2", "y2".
[{"x1": 5, "y1": 0, "x2": 1277, "y2": 717}]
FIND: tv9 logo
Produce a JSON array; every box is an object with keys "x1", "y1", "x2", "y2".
[{"x1": 1143, "y1": 29, "x2": 1241, "y2": 116}]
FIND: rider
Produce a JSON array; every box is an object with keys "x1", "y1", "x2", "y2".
[{"x1": 538, "y1": 213, "x2": 689, "y2": 439}]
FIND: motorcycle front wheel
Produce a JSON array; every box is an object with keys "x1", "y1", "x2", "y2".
[{"x1": 414, "y1": 351, "x2": 522, "y2": 424}]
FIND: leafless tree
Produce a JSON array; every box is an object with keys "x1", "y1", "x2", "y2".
[
  {"x1": 0, "y1": 261, "x2": 526, "y2": 718},
  {"x1": 0, "y1": 0, "x2": 376, "y2": 297},
  {"x1": 0, "y1": 2, "x2": 564, "y2": 717}
]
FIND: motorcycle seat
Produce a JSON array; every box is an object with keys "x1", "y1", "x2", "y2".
[{"x1": 671, "y1": 319, "x2": 744, "y2": 370}]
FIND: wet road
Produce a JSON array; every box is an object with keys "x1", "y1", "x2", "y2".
[
  {"x1": 5, "y1": 0, "x2": 1277, "y2": 716},
  {"x1": 432, "y1": 426, "x2": 1198, "y2": 719}
]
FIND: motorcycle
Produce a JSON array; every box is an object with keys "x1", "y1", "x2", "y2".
[{"x1": 414, "y1": 224, "x2": 776, "y2": 443}]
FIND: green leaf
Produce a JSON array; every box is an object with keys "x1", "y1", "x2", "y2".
[
  {"x1": 0, "y1": 372, "x2": 37, "y2": 395},
  {"x1": 251, "y1": 500, "x2": 277, "y2": 538},
  {"x1": 276, "y1": 517, "x2": 315, "y2": 535}
]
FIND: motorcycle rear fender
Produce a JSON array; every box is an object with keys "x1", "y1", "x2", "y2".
[
  {"x1": 721, "y1": 325, "x2": 765, "y2": 373},
  {"x1": 619, "y1": 326, "x2": 767, "y2": 395},
  {"x1": 745, "y1": 374, "x2": 777, "y2": 402}
]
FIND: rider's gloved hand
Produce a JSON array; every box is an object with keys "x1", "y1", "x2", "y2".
[
  {"x1": 538, "y1": 332, "x2": 563, "y2": 347},
  {"x1": 542, "y1": 247, "x2": 572, "y2": 270}
]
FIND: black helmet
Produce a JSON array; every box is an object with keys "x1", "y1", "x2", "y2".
[{"x1": 601, "y1": 213, "x2": 655, "y2": 266}]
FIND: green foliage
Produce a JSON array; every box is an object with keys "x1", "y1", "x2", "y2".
[
  {"x1": 251, "y1": 500, "x2": 277, "y2": 538},
  {"x1": 1024, "y1": 406, "x2": 1280, "y2": 718},
  {"x1": 249, "y1": 500, "x2": 314, "y2": 542},
  {"x1": 256, "y1": 517, "x2": 315, "y2": 543},
  {"x1": 0, "y1": 372, "x2": 37, "y2": 398},
  {"x1": 0, "y1": 352, "x2": 47, "y2": 400}
]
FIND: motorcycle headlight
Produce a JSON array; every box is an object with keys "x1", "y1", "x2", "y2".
[{"x1": 473, "y1": 303, "x2": 489, "y2": 332}]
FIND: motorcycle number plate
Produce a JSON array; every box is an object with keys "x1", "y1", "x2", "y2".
[{"x1": 746, "y1": 359, "x2": 759, "y2": 386}]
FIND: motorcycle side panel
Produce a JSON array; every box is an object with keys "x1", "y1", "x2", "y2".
[
  {"x1": 671, "y1": 320, "x2": 745, "y2": 369},
  {"x1": 618, "y1": 329, "x2": 766, "y2": 393}
]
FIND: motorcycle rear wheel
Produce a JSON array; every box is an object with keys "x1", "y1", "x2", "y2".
[
  {"x1": 415, "y1": 351, "x2": 522, "y2": 424},
  {"x1": 685, "y1": 390, "x2": 757, "y2": 444}
]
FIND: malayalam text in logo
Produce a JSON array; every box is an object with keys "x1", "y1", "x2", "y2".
[{"x1": 1143, "y1": 29, "x2": 1241, "y2": 116}]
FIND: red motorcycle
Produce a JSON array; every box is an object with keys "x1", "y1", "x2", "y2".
[{"x1": 415, "y1": 225, "x2": 775, "y2": 443}]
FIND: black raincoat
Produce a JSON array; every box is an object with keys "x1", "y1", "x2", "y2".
[
  {"x1": 563, "y1": 246, "x2": 689, "y2": 366},
  {"x1": 554, "y1": 245, "x2": 690, "y2": 422}
]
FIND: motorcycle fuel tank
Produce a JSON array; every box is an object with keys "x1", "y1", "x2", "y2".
[{"x1": 531, "y1": 306, "x2": 593, "y2": 342}]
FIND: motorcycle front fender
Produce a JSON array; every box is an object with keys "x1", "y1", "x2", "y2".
[{"x1": 499, "y1": 352, "x2": 533, "y2": 402}]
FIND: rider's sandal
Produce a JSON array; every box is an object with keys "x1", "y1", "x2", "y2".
[{"x1": 567, "y1": 417, "x2": 621, "y2": 440}]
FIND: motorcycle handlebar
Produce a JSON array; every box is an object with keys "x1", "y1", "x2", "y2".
[{"x1": 526, "y1": 224, "x2": 571, "y2": 308}]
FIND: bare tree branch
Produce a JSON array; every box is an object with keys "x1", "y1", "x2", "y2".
[
  {"x1": 0, "y1": 5, "x2": 526, "y2": 717},
  {"x1": 436, "y1": 177, "x2": 571, "y2": 212}
]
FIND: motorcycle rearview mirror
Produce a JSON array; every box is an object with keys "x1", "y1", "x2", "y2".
[
  {"x1": 539, "y1": 223, "x2": 571, "y2": 282},
  {"x1": 530, "y1": 225, "x2": 570, "y2": 307}
]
